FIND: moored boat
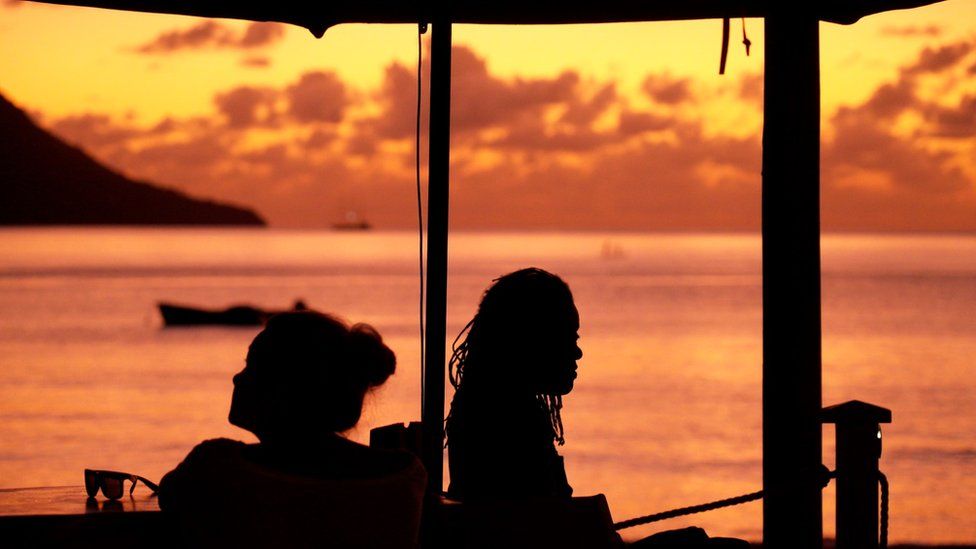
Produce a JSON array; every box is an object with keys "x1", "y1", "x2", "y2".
[{"x1": 158, "y1": 300, "x2": 307, "y2": 327}]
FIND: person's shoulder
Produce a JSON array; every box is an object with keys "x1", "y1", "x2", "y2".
[
  {"x1": 383, "y1": 449, "x2": 425, "y2": 477},
  {"x1": 168, "y1": 438, "x2": 251, "y2": 477},
  {"x1": 353, "y1": 448, "x2": 426, "y2": 497},
  {"x1": 159, "y1": 439, "x2": 250, "y2": 511},
  {"x1": 185, "y1": 438, "x2": 248, "y2": 460},
  {"x1": 337, "y1": 438, "x2": 425, "y2": 478},
  {"x1": 193, "y1": 437, "x2": 248, "y2": 451}
]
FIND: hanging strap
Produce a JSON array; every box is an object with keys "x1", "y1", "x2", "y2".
[{"x1": 720, "y1": 17, "x2": 731, "y2": 74}]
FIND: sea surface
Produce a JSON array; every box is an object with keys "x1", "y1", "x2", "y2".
[{"x1": 0, "y1": 228, "x2": 974, "y2": 543}]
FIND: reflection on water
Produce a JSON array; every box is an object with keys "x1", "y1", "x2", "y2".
[{"x1": 0, "y1": 228, "x2": 974, "y2": 543}]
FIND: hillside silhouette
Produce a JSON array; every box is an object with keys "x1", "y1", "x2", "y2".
[{"x1": 0, "y1": 93, "x2": 264, "y2": 226}]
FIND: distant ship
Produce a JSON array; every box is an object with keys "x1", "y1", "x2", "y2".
[
  {"x1": 331, "y1": 220, "x2": 372, "y2": 231},
  {"x1": 332, "y1": 211, "x2": 371, "y2": 231}
]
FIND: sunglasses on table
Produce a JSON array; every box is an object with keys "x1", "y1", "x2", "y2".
[{"x1": 85, "y1": 469, "x2": 159, "y2": 500}]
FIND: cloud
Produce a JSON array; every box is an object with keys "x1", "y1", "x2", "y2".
[
  {"x1": 818, "y1": 36, "x2": 976, "y2": 230},
  {"x1": 850, "y1": 38, "x2": 975, "y2": 123},
  {"x1": 238, "y1": 23, "x2": 286, "y2": 48},
  {"x1": 450, "y1": 45, "x2": 580, "y2": 132},
  {"x1": 135, "y1": 21, "x2": 229, "y2": 53},
  {"x1": 49, "y1": 113, "x2": 142, "y2": 149},
  {"x1": 208, "y1": 71, "x2": 349, "y2": 130},
  {"x1": 559, "y1": 83, "x2": 617, "y2": 127},
  {"x1": 487, "y1": 121, "x2": 617, "y2": 153},
  {"x1": 241, "y1": 56, "x2": 272, "y2": 68},
  {"x1": 881, "y1": 25, "x2": 942, "y2": 38},
  {"x1": 305, "y1": 128, "x2": 338, "y2": 149},
  {"x1": 863, "y1": 79, "x2": 916, "y2": 118},
  {"x1": 134, "y1": 21, "x2": 286, "y2": 54},
  {"x1": 736, "y1": 73, "x2": 763, "y2": 107},
  {"x1": 213, "y1": 86, "x2": 277, "y2": 128},
  {"x1": 617, "y1": 110, "x2": 673, "y2": 136},
  {"x1": 924, "y1": 94, "x2": 976, "y2": 139},
  {"x1": 906, "y1": 41, "x2": 973, "y2": 75},
  {"x1": 642, "y1": 74, "x2": 693, "y2": 105},
  {"x1": 826, "y1": 106, "x2": 970, "y2": 194},
  {"x1": 286, "y1": 71, "x2": 349, "y2": 123},
  {"x1": 371, "y1": 62, "x2": 422, "y2": 140}
]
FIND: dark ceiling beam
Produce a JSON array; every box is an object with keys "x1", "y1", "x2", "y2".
[{"x1": 28, "y1": 1, "x2": 945, "y2": 37}]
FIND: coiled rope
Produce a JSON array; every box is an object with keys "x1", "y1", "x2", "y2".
[{"x1": 879, "y1": 471, "x2": 889, "y2": 549}]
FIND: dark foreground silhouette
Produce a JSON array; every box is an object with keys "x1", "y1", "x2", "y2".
[
  {"x1": 158, "y1": 311, "x2": 426, "y2": 548},
  {"x1": 445, "y1": 268, "x2": 748, "y2": 548}
]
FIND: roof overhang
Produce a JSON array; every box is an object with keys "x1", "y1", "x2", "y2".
[{"x1": 29, "y1": 1, "x2": 945, "y2": 37}]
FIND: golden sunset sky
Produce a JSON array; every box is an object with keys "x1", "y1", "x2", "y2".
[{"x1": 1, "y1": 1, "x2": 974, "y2": 230}]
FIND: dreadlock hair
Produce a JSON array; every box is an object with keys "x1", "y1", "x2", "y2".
[{"x1": 447, "y1": 268, "x2": 574, "y2": 446}]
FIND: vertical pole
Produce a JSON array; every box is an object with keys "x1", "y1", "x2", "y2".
[
  {"x1": 823, "y1": 401, "x2": 892, "y2": 549},
  {"x1": 422, "y1": 20, "x2": 452, "y2": 497},
  {"x1": 762, "y1": 13, "x2": 823, "y2": 549}
]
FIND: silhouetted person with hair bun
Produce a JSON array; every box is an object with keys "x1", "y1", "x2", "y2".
[{"x1": 159, "y1": 311, "x2": 426, "y2": 549}]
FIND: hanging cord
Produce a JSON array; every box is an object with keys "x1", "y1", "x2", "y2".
[
  {"x1": 719, "y1": 17, "x2": 751, "y2": 74},
  {"x1": 741, "y1": 17, "x2": 752, "y2": 56},
  {"x1": 614, "y1": 466, "x2": 835, "y2": 531},
  {"x1": 416, "y1": 22, "x2": 427, "y2": 416},
  {"x1": 879, "y1": 471, "x2": 889, "y2": 549},
  {"x1": 720, "y1": 17, "x2": 730, "y2": 74}
]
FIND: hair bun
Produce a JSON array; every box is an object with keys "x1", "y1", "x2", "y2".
[{"x1": 347, "y1": 323, "x2": 396, "y2": 387}]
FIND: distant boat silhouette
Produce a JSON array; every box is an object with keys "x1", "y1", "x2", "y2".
[
  {"x1": 332, "y1": 211, "x2": 371, "y2": 231},
  {"x1": 158, "y1": 300, "x2": 307, "y2": 327},
  {"x1": 332, "y1": 220, "x2": 371, "y2": 231},
  {"x1": 600, "y1": 240, "x2": 626, "y2": 260}
]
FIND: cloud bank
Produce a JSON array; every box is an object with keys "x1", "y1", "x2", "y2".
[
  {"x1": 134, "y1": 21, "x2": 285, "y2": 54},
  {"x1": 38, "y1": 40, "x2": 976, "y2": 231}
]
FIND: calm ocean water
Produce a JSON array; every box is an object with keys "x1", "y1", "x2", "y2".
[{"x1": 0, "y1": 228, "x2": 974, "y2": 543}]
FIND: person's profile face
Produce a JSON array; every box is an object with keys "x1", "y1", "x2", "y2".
[
  {"x1": 228, "y1": 363, "x2": 261, "y2": 435},
  {"x1": 528, "y1": 299, "x2": 582, "y2": 396}
]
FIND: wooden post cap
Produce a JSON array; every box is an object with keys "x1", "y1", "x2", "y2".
[{"x1": 821, "y1": 400, "x2": 892, "y2": 424}]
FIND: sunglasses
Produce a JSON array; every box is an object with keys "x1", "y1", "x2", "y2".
[{"x1": 84, "y1": 469, "x2": 159, "y2": 500}]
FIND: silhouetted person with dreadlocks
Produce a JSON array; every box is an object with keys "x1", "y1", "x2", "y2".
[
  {"x1": 446, "y1": 268, "x2": 580, "y2": 500},
  {"x1": 442, "y1": 268, "x2": 749, "y2": 549}
]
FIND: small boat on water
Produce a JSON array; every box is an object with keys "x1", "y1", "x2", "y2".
[
  {"x1": 332, "y1": 220, "x2": 371, "y2": 231},
  {"x1": 158, "y1": 300, "x2": 307, "y2": 327},
  {"x1": 332, "y1": 211, "x2": 371, "y2": 231}
]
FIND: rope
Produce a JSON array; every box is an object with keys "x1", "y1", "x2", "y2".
[
  {"x1": 416, "y1": 23, "x2": 426, "y2": 417},
  {"x1": 614, "y1": 466, "x2": 835, "y2": 531},
  {"x1": 614, "y1": 490, "x2": 763, "y2": 530},
  {"x1": 879, "y1": 471, "x2": 889, "y2": 549}
]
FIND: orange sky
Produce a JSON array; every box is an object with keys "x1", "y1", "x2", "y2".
[{"x1": 1, "y1": 1, "x2": 974, "y2": 230}]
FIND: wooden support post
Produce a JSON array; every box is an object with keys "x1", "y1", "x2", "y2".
[
  {"x1": 421, "y1": 20, "x2": 452, "y2": 496},
  {"x1": 823, "y1": 401, "x2": 892, "y2": 549},
  {"x1": 762, "y1": 13, "x2": 823, "y2": 549}
]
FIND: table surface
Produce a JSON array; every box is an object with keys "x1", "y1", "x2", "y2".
[{"x1": 0, "y1": 486, "x2": 160, "y2": 517}]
